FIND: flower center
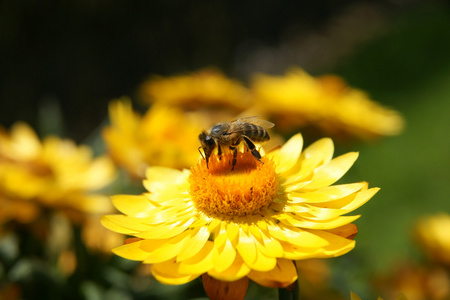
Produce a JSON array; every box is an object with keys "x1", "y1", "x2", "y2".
[{"x1": 189, "y1": 151, "x2": 278, "y2": 216}]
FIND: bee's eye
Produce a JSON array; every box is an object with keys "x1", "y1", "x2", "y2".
[{"x1": 211, "y1": 125, "x2": 222, "y2": 135}]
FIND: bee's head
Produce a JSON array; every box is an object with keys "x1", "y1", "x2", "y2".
[{"x1": 199, "y1": 131, "x2": 215, "y2": 150}]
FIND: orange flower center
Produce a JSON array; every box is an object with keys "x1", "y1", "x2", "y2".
[{"x1": 189, "y1": 151, "x2": 278, "y2": 216}]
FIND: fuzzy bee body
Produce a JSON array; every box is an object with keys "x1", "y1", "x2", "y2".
[{"x1": 198, "y1": 117, "x2": 274, "y2": 170}]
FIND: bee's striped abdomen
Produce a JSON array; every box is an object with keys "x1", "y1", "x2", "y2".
[{"x1": 242, "y1": 123, "x2": 270, "y2": 142}]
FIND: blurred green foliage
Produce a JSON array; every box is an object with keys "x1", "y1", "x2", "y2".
[{"x1": 329, "y1": 5, "x2": 450, "y2": 298}]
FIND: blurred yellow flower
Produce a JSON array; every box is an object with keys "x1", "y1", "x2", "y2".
[
  {"x1": 82, "y1": 217, "x2": 125, "y2": 254},
  {"x1": 138, "y1": 68, "x2": 251, "y2": 112},
  {"x1": 102, "y1": 99, "x2": 205, "y2": 178},
  {"x1": 415, "y1": 213, "x2": 450, "y2": 266},
  {"x1": 102, "y1": 133, "x2": 378, "y2": 287},
  {"x1": 374, "y1": 263, "x2": 447, "y2": 300},
  {"x1": 0, "y1": 123, "x2": 116, "y2": 225},
  {"x1": 251, "y1": 68, "x2": 404, "y2": 140}
]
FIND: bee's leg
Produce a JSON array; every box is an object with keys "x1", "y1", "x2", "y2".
[
  {"x1": 199, "y1": 147, "x2": 210, "y2": 168},
  {"x1": 229, "y1": 146, "x2": 238, "y2": 170},
  {"x1": 242, "y1": 136, "x2": 263, "y2": 163},
  {"x1": 198, "y1": 147, "x2": 205, "y2": 159},
  {"x1": 217, "y1": 145, "x2": 222, "y2": 160}
]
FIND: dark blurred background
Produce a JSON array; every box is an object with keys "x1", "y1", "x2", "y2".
[{"x1": 2, "y1": 0, "x2": 448, "y2": 141}]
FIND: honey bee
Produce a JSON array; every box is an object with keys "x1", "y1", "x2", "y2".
[{"x1": 198, "y1": 116, "x2": 274, "y2": 170}]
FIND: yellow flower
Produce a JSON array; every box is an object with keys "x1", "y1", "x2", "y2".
[
  {"x1": 415, "y1": 213, "x2": 450, "y2": 266},
  {"x1": 0, "y1": 122, "x2": 116, "y2": 225},
  {"x1": 82, "y1": 217, "x2": 125, "y2": 254},
  {"x1": 102, "y1": 99, "x2": 206, "y2": 178},
  {"x1": 138, "y1": 68, "x2": 251, "y2": 112},
  {"x1": 374, "y1": 263, "x2": 446, "y2": 300},
  {"x1": 102, "y1": 133, "x2": 378, "y2": 288},
  {"x1": 251, "y1": 68, "x2": 404, "y2": 140}
]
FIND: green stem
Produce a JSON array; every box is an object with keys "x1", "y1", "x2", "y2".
[
  {"x1": 278, "y1": 278, "x2": 299, "y2": 300},
  {"x1": 292, "y1": 279, "x2": 300, "y2": 300}
]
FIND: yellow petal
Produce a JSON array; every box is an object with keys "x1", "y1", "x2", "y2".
[
  {"x1": 301, "y1": 205, "x2": 348, "y2": 219},
  {"x1": 284, "y1": 230, "x2": 355, "y2": 259},
  {"x1": 226, "y1": 221, "x2": 240, "y2": 245},
  {"x1": 145, "y1": 190, "x2": 190, "y2": 206},
  {"x1": 268, "y1": 133, "x2": 303, "y2": 174},
  {"x1": 236, "y1": 228, "x2": 257, "y2": 266},
  {"x1": 213, "y1": 222, "x2": 229, "y2": 249},
  {"x1": 112, "y1": 240, "x2": 148, "y2": 261},
  {"x1": 111, "y1": 194, "x2": 155, "y2": 217},
  {"x1": 281, "y1": 243, "x2": 323, "y2": 260},
  {"x1": 178, "y1": 242, "x2": 214, "y2": 275},
  {"x1": 102, "y1": 215, "x2": 153, "y2": 231},
  {"x1": 101, "y1": 215, "x2": 140, "y2": 235},
  {"x1": 247, "y1": 224, "x2": 263, "y2": 243},
  {"x1": 279, "y1": 214, "x2": 360, "y2": 230},
  {"x1": 304, "y1": 187, "x2": 379, "y2": 219},
  {"x1": 290, "y1": 138, "x2": 334, "y2": 182},
  {"x1": 208, "y1": 255, "x2": 251, "y2": 282},
  {"x1": 256, "y1": 230, "x2": 284, "y2": 257},
  {"x1": 247, "y1": 258, "x2": 297, "y2": 288},
  {"x1": 324, "y1": 187, "x2": 380, "y2": 211},
  {"x1": 302, "y1": 138, "x2": 334, "y2": 162},
  {"x1": 213, "y1": 238, "x2": 237, "y2": 273},
  {"x1": 141, "y1": 232, "x2": 190, "y2": 264},
  {"x1": 287, "y1": 182, "x2": 367, "y2": 204},
  {"x1": 319, "y1": 231, "x2": 355, "y2": 257},
  {"x1": 143, "y1": 167, "x2": 187, "y2": 192},
  {"x1": 207, "y1": 217, "x2": 222, "y2": 234},
  {"x1": 302, "y1": 152, "x2": 359, "y2": 190},
  {"x1": 281, "y1": 202, "x2": 308, "y2": 214},
  {"x1": 250, "y1": 250, "x2": 277, "y2": 272},
  {"x1": 283, "y1": 180, "x2": 313, "y2": 192},
  {"x1": 265, "y1": 223, "x2": 329, "y2": 248},
  {"x1": 327, "y1": 223, "x2": 358, "y2": 240},
  {"x1": 244, "y1": 228, "x2": 278, "y2": 271},
  {"x1": 135, "y1": 218, "x2": 195, "y2": 239},
  {"x1": 151, "y1": 259, "x2": 200, "y2": 285},
  {"x1": 177, "y1": 226, "x2": 211, "y2": 261},
  {"x1": 139, "y1": 201, "x2": 194, "y2": 224}
]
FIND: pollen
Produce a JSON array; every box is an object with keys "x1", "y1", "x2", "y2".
[{"x1": 189, "y1": 151, "x2": 279, "y2": 217}]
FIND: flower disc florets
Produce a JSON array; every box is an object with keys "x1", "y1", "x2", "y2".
[{"x1": 189, "y1": 151, "x2": 278, "y2": 217}]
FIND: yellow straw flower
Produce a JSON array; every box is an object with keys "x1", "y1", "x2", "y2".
[
  {"x1": 0, "y1": 122, "x2": 116, "y2": 225},
  {"x1": 138, "y1": 68, "x2": 251, "y2": 111},
  {"x1": 251, "y1": 68, "x2": 404, "y2": 140},
  {"x1": 415, "y1": 213, "x2": 450, "y2": 266},
  {"x1": 102, "y1": 98, "x2": 204, "y2": 178},
  {"x1": 102, "y1": 133, "x2": 378, "y2": 288}
]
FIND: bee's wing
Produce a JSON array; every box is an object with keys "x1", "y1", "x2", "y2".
[
  {"x1": 235, "y1": 116, "x2": 274, "y2": 129},
  {"x1": 227, "y1": 116, "x2": 274, "y2": 134}
]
